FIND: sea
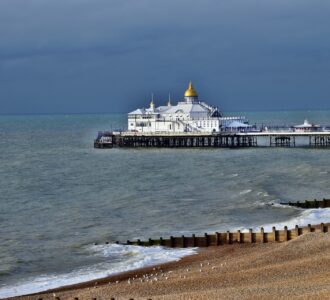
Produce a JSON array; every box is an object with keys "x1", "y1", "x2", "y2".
[{"x1": 0, "y1": 111, "x2": 330, "y2": 298}]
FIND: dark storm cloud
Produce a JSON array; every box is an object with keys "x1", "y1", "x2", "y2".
[{"x1": 1, "y1": 0, "x2": 330, "y2": 113}]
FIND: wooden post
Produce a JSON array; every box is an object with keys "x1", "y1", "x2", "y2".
[
  {"x1": 170, "y1": 236, "x2": 174, "y2": 247},
  {"x1": 149, "y1": 238, "x2": 153, "y2": 246},
  {"x1": 226, "y1": 231, "x2": 231, "y2": 244},
  {"x1": 127, "y1": 240, "x2": 130, "y2": 245},
  {"x1": 205, "y1": 233, "x2": 209, "y2": 247},
  {"x1": 137, "y1": 239, "x2": 141, "y2": 246},
  {"x1": 284, "y1": 226, "x2": 288, "y2": 241},
  {"x1": 295, "y1": 225, "x2": 300, "y2": 237},
  {"x1": 260, "y1": 227, "x2": 265, "y2": 243},
  {"x1": 160, "y1": 237, "x2": 163, "y2": 246},
  {"x1": 272, "y1": 226, "x2": 277, "y2": 242},
  {"x1": 249, "y1": 229, "x2": 253, "y2": 243},
  {"x1": 215, "y1": 232, "x2": 219, "y2": 246},
  {"x1": 320, "y1": 223, "x2": 325, "y2": 233},
  {"x1": 192, "y1": 234, "x2": 196, "y2": 247},
  {"x1": 307, "y1": 224, "x2": 312, "y2": 232},
  {"x1": 181, "y1": 235, "x2": 185, "y2": 248},
  {"x1": 237, "y1": 230, "x2": 241, "y2": 243}
]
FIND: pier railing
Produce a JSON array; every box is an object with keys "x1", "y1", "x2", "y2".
[{"x1": 94, "y1": 130, "x2": 330, "y2": 148}]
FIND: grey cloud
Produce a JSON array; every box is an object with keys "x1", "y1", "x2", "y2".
[{"x1": 1, "y1": 0, "x2": 330, "y2": 113}]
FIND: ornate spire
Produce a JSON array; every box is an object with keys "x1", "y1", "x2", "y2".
[
  {"x1": 150, "y1": 93, "x2": 154, "y2": 108},
  {"x1": 184, "y1": 81, "x2": 198, "y2": 97},
  {"x1": 167, "y1": 93, "x2": 171, "y2": 107}
]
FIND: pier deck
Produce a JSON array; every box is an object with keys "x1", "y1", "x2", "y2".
[{"x1": 94, "y1": 131, "x2": 330, "y2": 148}]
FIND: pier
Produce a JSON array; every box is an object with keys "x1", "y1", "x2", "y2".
[{"x1": 94, "y1": 131, "x2": 330, "y2": 148}]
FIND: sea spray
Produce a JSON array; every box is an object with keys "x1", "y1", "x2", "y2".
[{"x1": 0, "y1": 244, "x2": 197, "y2": 298}]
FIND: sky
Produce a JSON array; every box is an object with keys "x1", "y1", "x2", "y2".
[{"x1": 1, "y1": 0, "x2": 330, "y2": 114}]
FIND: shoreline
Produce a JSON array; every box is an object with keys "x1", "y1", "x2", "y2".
[{"x1": 13, "y1": 232, "x2": 330, "y2": 300}]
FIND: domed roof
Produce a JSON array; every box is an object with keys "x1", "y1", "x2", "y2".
[{"x1": 184, "y1": 81, "x2": 198, "y2": 97}]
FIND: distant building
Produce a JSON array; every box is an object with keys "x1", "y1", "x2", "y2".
[
  {"x1": 128, "y1": 82, "x2": 247, "y2": 133},
  {"x1": 294, "y1": 119, "x2": 320, "y2": 132}
]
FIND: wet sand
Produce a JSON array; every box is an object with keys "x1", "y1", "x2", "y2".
[{"x1": 13, "y1": 232, "x2": 330, "y2": 300}]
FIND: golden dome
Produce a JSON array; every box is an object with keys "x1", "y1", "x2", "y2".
[{"x1": 184, "y1": 81, "x2": 198, "y2": 97}]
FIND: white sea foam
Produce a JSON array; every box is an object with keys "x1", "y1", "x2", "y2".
[
  {"x1": 0, "y1": 244, "x2": 197, "y2": 299},
  {"x1": 239, "y1": 189, "x2": 252, "y2": 195},
  {"x1": 228, "y1": 173, "x2": 238, "y2": 178},
  {"x1": 241, "y1": 208, "x2": 330, "y2": 232}
]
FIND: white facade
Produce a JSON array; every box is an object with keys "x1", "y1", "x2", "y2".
[{"x1": 128, "y1": 82, "x2": 244, "y2": 133}]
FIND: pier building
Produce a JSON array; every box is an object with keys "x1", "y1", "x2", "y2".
[
  {"x1": 94, "y1": 82, "x2": 330, "y2": 149},
  {"x1": 294, "y1": 119, "x2": 320, "y2": 132},
  {"x1": 128, "y1": 81, "x2": 247, "y2": 133}
]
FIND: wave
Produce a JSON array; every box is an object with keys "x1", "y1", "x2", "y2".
[
  {"x1": 239, "y1": 189, "x2": 252, "y2": 195},
  {"x1": 242, "y1": 208, "x2": 330, "y2": 232},
  {"x1": 0, "y1": 244, "x2": 197, "y2": 299}
]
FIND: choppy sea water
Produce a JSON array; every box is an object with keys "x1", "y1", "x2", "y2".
[{"x1": 0, "y1": 111, "x2": 330, "y2": 298}]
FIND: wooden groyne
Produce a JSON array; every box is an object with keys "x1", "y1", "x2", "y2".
[
  {"x1": 121, "y1": 223, "x2": 329, "y2": 248},
  {"x1": 280, "y1": 198, "x2": 330, "y2": 209},
  {"x1": 94, "y1": 131, "x2": 330, "y2": 148}
]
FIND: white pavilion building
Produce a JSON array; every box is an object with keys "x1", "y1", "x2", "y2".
[{"x1": 128, "y1": 82, "x2": 247, "y2": 133}]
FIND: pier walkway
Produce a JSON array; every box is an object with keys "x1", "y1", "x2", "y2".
[{"x1": 94, "y1": 131, "x2": 330, "y2": 148}]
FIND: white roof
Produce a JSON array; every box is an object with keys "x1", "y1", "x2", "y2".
[
  {"x1": 128, "y1": 108, "x2": 146, "y2": 115},
  {"x1": 225, "y1": 120, "x2": 251, "y2": 128},
  {"x1": 129, "y1": 101, "x2": 210, "y2": 117},
  {"x1": 160, "y1": 102, "x2": 209, "y2": 115},
  {"x1": 294, "y1": 119, "x2": 320, "y2": 128}
]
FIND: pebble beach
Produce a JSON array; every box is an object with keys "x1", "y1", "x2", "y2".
[{"x1": 13, "y1": 232, "x2": 330, "y2": 300}]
